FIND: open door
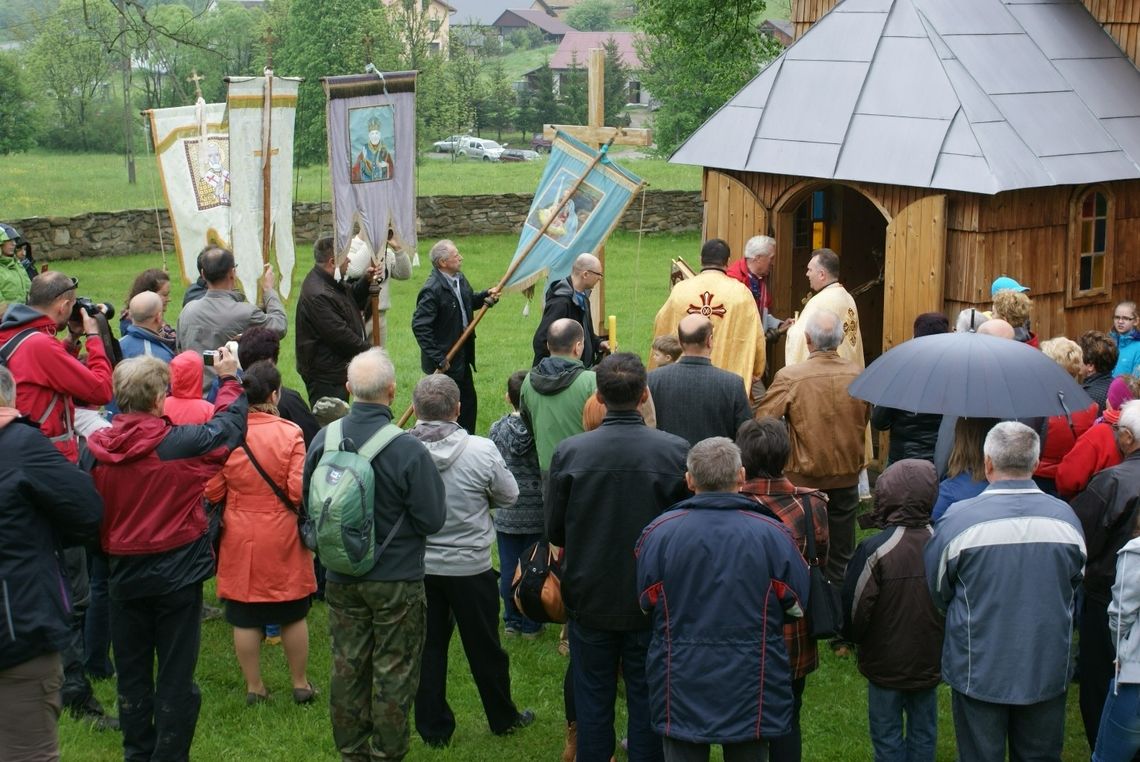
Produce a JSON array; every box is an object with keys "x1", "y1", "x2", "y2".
[
  {"x1": 882, "y1": 194, "x2": 947, "y2": 350},
  {"x1": 702, "y1": 170, "x2": 769, "y2": 263}
]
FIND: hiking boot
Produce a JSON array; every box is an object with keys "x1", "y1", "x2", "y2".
[{"x1": 68, "y1": 696, "x2": 120, "y2": 732}]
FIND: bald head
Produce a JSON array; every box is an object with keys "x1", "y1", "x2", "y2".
[
  {"x1": 129, "y1": 291, "x2": 164, "y2": 331},
  {"x1": 570, "y1": 253, "x2": 602, "y2": 290},
  {"x1": 678, "y1": 314, "x2": 713, "y2": 356},
  {"x1": 547, "y1": 317, "x2": 585, "y2": 356},
  {"x1": 977, "y1": 318, "x2": 1015, "y2": 340}
]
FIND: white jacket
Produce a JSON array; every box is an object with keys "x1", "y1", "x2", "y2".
[
  {"x1": 411, "y1": 421, "x2": 518, "y2": 577},
  {"x1": 1110, "y1": 536, "x2": 1140, "y2": 686}
]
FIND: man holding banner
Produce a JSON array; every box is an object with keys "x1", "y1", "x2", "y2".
[{"x1": 412, "y1": 240, "x2": 501, "y2": 434}]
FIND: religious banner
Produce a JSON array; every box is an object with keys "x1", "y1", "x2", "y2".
[
  {"x1": 323, "y1": 71, "x2": 417, "y2": 266},
  {"x1": 226, "y1": 72, "x2": 301, "y2": 299},
  {"x1": 504, "y1": 131, "x2": 643, "y2": 292},
  {"x1": 145, "y1": 99, "x2": 230, "y2": 286}
]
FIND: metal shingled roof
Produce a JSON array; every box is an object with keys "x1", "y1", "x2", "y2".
[{"x1": 670, "y1": 0, "x2": 1140, "y2": 194}]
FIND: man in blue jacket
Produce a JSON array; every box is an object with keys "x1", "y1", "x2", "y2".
[
  {"x1": 925, "y1": 421, "x2": 1086, "y2": 761},
  {"x1": 636, "y1": 436, "x2": 809, "y2": 761}
]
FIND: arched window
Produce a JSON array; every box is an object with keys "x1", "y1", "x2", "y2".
[{"x1": 1070, "y1": 187, "x2": 1113, "y2": 301}]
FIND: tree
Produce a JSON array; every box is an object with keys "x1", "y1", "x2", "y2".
[
  {"x1": 559, "y1": 54, "x2": 586, "y2": 125},
  {"x1": 275, "y1": 0, "x2": 400, "y2": 165},
  {"x1": 566, "y1": 0, "x2": 617, "y2": 32},
  {"x1": 480, "y1": 59, "x2": 517, "y2": 141},
  {"x1": 526, "y1": 61, "x2": 561, "y2": 135},
  {"x1": 26, "y1": 0, "x2": 119, "y2": 151},
  {"x1": 0, "y1": 54, "x2": 37, "y2": 154},
  {"x1": 635, "y1": 0, "x2": 781, "y2": 155},
  {"x1": 601, "y1": 37, "x2": 630, "y2": 126}
]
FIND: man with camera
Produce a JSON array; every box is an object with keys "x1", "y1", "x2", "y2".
[{"x1": 0, "y1": 270, "x2": 117, "y2": 730}]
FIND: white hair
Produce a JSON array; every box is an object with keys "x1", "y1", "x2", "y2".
[
  {"x1": 429, "y1": 239, "x2": 456, "y2": 267},
  {"x1": 1119, "y1": 400, "x2": 1140, "y2": 440},
  {"x1": 744, "y1": 235, "x2": 776, "y2": 260},
  {"x1": 805, "y1": 309, "x2": 843, "y2": 352},
  {"x1": 955, "y1": 307, "x2": 988, "y2": 333},
  {"x1": 983, "y1": 421, "x2": 1040, "y2": 476},
  {"x1": 347, "y1": 348, "x2": 395, "y2": 402}
]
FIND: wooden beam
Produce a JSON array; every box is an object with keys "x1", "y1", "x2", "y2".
[
  {"x1": 542, "y1": 124, "x2": 654, "y2": 146},
  {"x1": 588, "y1": 48, "x2": 604, "y2": 130}
]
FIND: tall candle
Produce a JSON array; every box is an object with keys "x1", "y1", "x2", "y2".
[{"x1": 608, "y1": 314, "x2": 617, "y2": 352}]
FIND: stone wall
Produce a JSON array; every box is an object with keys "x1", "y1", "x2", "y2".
[{"x1": 13, "y1": 190, "x2": 702, "y2": 261}]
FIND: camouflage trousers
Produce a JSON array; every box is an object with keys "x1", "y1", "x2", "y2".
[{"x1": 327, "y1": 579, "x2": 427, "y2": 761}]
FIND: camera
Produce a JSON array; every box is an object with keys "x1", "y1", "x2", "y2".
[
  {"x1": 203, "y1": 350, "x2": 218, "y2": 367},
  {"x1": 71, "y1": 297, "x2": 115, "y2": 323}
]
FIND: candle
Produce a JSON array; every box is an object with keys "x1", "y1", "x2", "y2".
[{"x1": 608, "y1": 314, "x2": 617, "y2": 352}]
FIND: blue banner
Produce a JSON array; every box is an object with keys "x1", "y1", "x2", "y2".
[{"x1": 504, "y1": 131, "x2": 643, "y2": 291}]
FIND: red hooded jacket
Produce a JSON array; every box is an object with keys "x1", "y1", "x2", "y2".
[{"x1": 162, "y1": 351, "x2": 214, "y2": 425}]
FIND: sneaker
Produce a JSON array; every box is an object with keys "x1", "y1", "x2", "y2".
[
  {"x1": 520, "y1": 630, "x2": 542, "y2": 641},
  {"x1": 504, "y1": 625, "x2": 521, "y2": 637},
  {"x1": 68, "y1": 696, "x2": 120, "y2": 732},
  {"x1": 201, "y1": 603, "x2": 223, "y2": 622},
  {"x1": 495, "y1": 709, "x2": 536, "y2": 736}
]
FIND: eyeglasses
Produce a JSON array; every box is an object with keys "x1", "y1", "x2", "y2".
[
  {"x1": 586, "y1": 270, "x2": 603, "y2": 279},
  {"x1": 1114, "y1": 314, "x2": 1136, "y2": 322},
  {"x1": 46, "y1": 277, "x2": 79, "y2": 302}
]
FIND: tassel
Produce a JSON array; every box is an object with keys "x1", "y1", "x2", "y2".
[
  {"x1": 522, "y1": 300, "x2": 530, "y2": 317},
  {"x1": 412, "y1": 250, "x2": 421, "y2": 267}
]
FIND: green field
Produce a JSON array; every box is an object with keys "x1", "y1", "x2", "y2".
[
  {"x1": 2, "y1": 150, "x2": 700, "y2": 219},
  {"x1": 53, "y1": 235, "x2": 1092, "y2": 760}
]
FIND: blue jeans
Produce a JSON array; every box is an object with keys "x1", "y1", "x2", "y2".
[
  {"x1": 951, "y1": 689, "x2": 1067, "y2": 762},
  {"x1": 496, "y1": 531, "x2": 543, "y2": 634},
  {"x1": 867, "y1": 683, "x2": 937, "y2": 762},
  {"x1": 569, "y1": 621, "x2": 662, "y2": 762},
  {"x1": 1093, "y1": 680, "x2": 1140, "y2": 762}
]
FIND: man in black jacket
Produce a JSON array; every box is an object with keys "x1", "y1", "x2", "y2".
[
  {"x1": 1071, "y1": 399, "x2": 1140, "y2": 751},
  {"x1": 546, "y1": 352, "x2": 690, "y2": 762},
  {"x1": 0, "y1": 366, "x2": 104, "y2": 760},
  {"x1": 411, "y1": 239, "x2": 501, "y2": 434},
  {"x1": 296, "y1": 237, "x2": 373, "y2": 405},
  {"x1": 531, "y1": 253, "x2": 607, "y2": 368}
]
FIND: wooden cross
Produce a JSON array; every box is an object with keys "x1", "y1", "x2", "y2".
[{"x1": 541, "y1": 48, "x2": 652, "y2": 336}]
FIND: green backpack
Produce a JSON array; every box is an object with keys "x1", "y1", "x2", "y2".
[{"x1": 303, "y1": 419, "x2": 405, "y2": 575}]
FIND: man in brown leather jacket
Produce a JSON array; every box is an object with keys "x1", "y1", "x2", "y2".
[{"x1": 756, "y1": 308, "x2": 869, "y2": 584}]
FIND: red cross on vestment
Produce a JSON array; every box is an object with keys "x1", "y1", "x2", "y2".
[{"x1": 686, "y1": 291, "x2": 727, "y2": 318}]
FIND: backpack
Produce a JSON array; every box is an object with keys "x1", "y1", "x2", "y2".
[
  {"x1": 303, "y1": 418, "x2": 404, "y2": 575},
  {"x1": 511, "y1": 541, "x2": 566, "y2": 624}
]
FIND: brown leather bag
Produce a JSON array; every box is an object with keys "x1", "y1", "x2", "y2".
[{"x1": 511, "y1": 541, "x2": 566, "y2": 624}]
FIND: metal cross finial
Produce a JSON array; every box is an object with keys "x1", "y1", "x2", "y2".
[{"x1": 187, "y1": 69, "x2": 205, "y2": 100}]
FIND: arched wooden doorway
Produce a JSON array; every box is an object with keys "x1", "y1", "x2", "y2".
[{"x1": 701, "y1": 171, "x2": 768, "y2": 265}]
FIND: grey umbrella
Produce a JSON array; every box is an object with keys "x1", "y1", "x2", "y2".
[{"x1": 847, "y1": 332, "x2": 1095, "y2": 418}]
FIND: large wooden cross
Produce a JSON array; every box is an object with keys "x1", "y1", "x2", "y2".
[{"x1": 542, "y1": 48, "x2": 652, "y2": 337}]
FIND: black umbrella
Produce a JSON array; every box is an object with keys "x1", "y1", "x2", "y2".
[{"x1": 847, "y1": 332, "x2": 1095, "y2": 418}]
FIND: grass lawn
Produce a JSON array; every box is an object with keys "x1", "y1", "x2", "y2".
[
  {"x1": 56, "y1": 233, "x2": 1090, "y2": 760},
  {"x1": 3, "y1": 150, "x2": 699, "y2": 219}
]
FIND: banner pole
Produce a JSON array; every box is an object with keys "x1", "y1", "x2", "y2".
[{"x1": 397, "y1": 135, "x2": 617, "y2": 428}]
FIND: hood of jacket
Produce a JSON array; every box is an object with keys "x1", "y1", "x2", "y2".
[
  {"x1": 868, "y1": 458, "x2": 937, "y2": 528},
  {"x1": 528, "y1": 355, "x2": 585, "y2": 395},
  {"x1": 170, "y1": 351, "x2": 205, "y2": 399},
  {"x1": 496, "y1": 413, "x2": 534, "y2": 457},
  {"x1": 1116, "y1": 329, "x2": 1140, "y2": 348},
  {"x1": 86, "y1": 413, "x2": 168, "y2": 464},
  {"x1": 0, "y1": 303, "x2": 55, "y2": 333},
  {"x1": 409, "y1": 420, "x2": 469, "y2": 471}
]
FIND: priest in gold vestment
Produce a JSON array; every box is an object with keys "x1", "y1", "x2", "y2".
[
  {"x1": 651, "y1": 239, "x2": 765, "y2": 396},
  {"x1": 785, "y1": 248, "x2": 864, "y2": 368}
]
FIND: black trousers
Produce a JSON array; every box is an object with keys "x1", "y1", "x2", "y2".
[
  {"x1": 414, "y1": 570, "x2": 517, "y2": 741},
  {"x1": 111, "y1": 581, "x2": 203, "y2": 762},
  {"x1": 1080, "y1": 595, "x2": 1115, "y2": 751},
  {"x1": 767, "y1": 676, "x2": 806, "y2": 761},
  {"x1": 305, "y1": 378, "x2": 348, "y2": 407},
  {"x1": 446, "y1": 364, "x2": 478, "y2": 435}
]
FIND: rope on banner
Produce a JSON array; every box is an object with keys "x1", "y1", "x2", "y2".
[
  {"x1": 141, "y1": 112, "x2": 169, "y2": 272},
  {"x1": 632, "y1": 183, "x2": 648, "y2": 351}
]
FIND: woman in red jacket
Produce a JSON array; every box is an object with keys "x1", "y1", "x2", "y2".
[
  {"x1": 1057, "y1": 376, "x2": 1138, "y2": 499},
  {"x1": 1035, "y1": 337, "x2": 1099, "y2": 494},
  {"x1": 205, "y1": 361, "x2": 316, "y2": 704}
]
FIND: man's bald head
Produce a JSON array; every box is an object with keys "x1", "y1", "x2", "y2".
[
  {"x1": 678, "y1": 314, "x2": 713, "y2": 355},
  {"x1": 547, "y1": 317, "x2": 585, "y2": 356},
  {"x1": 570, "y1": 253, "x2": 602, "y2": 290},
  {"x1": 572, "y1": 253, "x2": 601, "y2": 275},
  {"x1": 977, "y1": 318, "x2": 1015, "y2": 340},
  {"x1": 129, "y1": 291, "x2": 163, "y2": 330}
]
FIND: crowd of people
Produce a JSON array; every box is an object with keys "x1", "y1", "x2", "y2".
[{"x1": 2, "y1": 220, "x2": 1140, "y2": 762}]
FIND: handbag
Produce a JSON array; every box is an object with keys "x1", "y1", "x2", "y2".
[
  {"x1": 800, "y1": 496, "x2": 845, "y2": 640},
  {"x1": 511, "y1": 541, "x2": 566, "y2": 624},
  {"x1": 241, "y1": 443, "x2": 306, "y2": 539}
]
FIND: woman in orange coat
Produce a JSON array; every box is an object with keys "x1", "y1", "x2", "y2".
[{"x1": 205, "y1": 360, "x2": 316, "y2": 704}]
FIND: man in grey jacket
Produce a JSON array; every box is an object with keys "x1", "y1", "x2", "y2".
[
  {"x1": 409, "y1": 374, "x2": 535, "y2": 748},
  {"x1": 925, "y1": 421, "x2": 1086, "y2": 761},
  {"x1": 176, "y1": 246, "x2": 287, "y2": 376}
]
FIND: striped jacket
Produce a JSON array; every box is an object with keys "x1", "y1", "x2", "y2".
[{"x1": 924, "y1": 480, "x2": 1086, "y2": 704}]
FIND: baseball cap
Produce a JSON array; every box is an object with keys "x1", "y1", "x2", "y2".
[
  {"x1": 990, "y1": 276, "x2": 1030, "y2": 297},
  {"x1": 0, "y1": 224, "x2": 18, "y2": 244}
]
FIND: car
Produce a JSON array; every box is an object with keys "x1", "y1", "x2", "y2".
[
  {"x1": 501, "y1": 148, "x2": 540, "y2": 162},
  {"x1": 432, "y1": 134, "x2": 469, "y2": 153},
  {"x1": 456, "y1": 137, "x2": 506, "y2": 162},
  {"x1": 531, "y1": 134, "x2": 553, "y2": 153}
]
